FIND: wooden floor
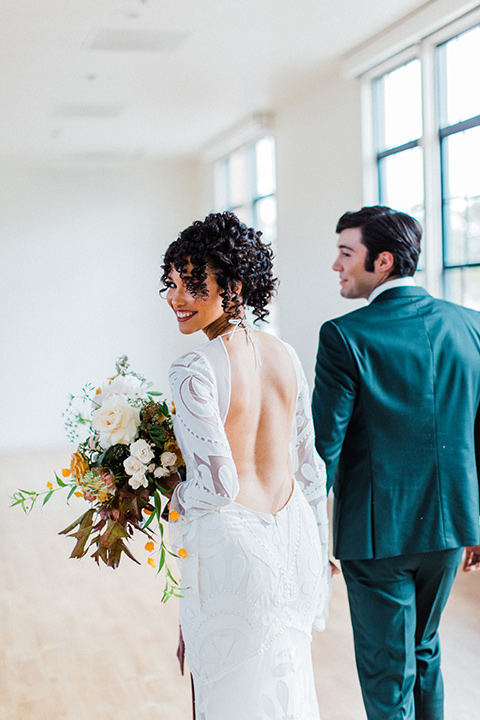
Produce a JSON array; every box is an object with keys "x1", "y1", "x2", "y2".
[{"x1": 1, "y1": 452, "x2": 479, "y2": 719}]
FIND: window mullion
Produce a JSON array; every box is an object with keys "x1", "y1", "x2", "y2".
[{"x1": 421, "y1": 36, "x2": 443, "y2": 298}]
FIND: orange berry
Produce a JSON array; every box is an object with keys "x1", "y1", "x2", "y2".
[
  {"x1": 144, "y1": 541, "x2": 154, "y2": 553},
  {"x1": 178, "y1": 548, "x2": 187, "y2": 559}
]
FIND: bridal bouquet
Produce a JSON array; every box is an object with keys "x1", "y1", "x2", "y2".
[{"x1": 11, "y1": 356, "x2": 185, "y2": 602}]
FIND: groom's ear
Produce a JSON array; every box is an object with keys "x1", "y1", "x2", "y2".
[{"x1": 374, "y1": 251, "x2": 395, "y2": 275}]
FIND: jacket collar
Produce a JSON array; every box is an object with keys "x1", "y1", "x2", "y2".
[{"x1": 370, "y1": 285, "x2": 430, "y2": 303}]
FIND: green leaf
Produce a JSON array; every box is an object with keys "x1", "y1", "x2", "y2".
[
  {"x1": 154, "y1": 490, "x2": 162, "y2": 517},
  {"x1": 147, "y1": 390, "x2": 163, "y2": 397},
  {"x1": 142, "y1": 511, "x2": 155, "y2": 530},
  {"x1": 55, "y1": 473, "x2": 67, "y2": 487},
  {"x1": 158, "y1": 547, "x2": 165, "y2": 572},
  {"x1": 42, "y1": 491, "x2": 54, "y2": 506}
]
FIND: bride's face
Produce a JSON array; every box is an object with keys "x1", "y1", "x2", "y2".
[{"x1": 165, "y1": 262, "x2": 227, "y2": 335}]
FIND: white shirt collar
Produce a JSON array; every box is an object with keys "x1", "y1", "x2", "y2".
[{"x1": 368, "y1": 277, "x2": 416, "y2": 304}]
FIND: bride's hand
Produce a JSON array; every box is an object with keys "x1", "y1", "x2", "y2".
[{"x1": 330, "y1": 559, "x2": 341, "y2": 576}]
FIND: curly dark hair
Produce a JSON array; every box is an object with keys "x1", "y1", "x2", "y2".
[{"x1": 160, "y1": 211, "x2": 277, "y2": 323}]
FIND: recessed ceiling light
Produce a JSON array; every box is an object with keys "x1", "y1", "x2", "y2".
[{"x1": 111, "y1": 11, "x2": 141, "y2": 20}]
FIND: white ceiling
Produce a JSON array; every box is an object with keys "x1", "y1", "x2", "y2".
[{"x1": 0, "y1": 0, "x2": 432, "y2": 160}]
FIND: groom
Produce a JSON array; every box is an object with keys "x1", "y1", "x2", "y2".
[{"x1": 312, "y1": 205, "x2": 480, "y2": 720}]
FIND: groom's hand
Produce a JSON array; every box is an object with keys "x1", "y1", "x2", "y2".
[{"x1": 463, "y1": 545, "x2": 480, "y2": 572}]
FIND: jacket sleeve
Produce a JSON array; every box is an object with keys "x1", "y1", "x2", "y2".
[
  {"x1": 168, "y1": 353, "x2": 239, "y2": 519},
  {"x1": 312, "y1": 320, "x2": 359, "y2": 493}
]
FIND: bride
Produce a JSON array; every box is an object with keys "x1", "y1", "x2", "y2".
[{"x1": 161, "y1": 211, "x2": 332, "y2": 720}]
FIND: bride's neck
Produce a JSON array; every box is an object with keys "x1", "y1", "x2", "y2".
[{"x1": 204, "y1": 313, "x2": 243, "y2": 341}]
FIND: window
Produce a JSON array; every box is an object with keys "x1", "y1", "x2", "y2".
[
  {"x1": 438, "y1": 25, "x2": 480, "y2": 309},
  {"x1": 374, "y1": 59, "x2": 424, "y2": 229},
  {"x1": 214, "y1": 135, "x2": 277, "y2": 245},
  {"x1": 213, "y1": 134, "x2": 278, "y2": 330},
  {"x1": 365, "y1": 11, "x2": 480, "y2": 310}
]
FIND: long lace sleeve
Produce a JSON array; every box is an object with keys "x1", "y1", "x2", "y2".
[
  {"x1": 168, "y1": 349, "x2": 239, "y2": 519},
  {"x1": 294, "y1": 367, "x2": 329, "y2": 544},
  {"x1": 292, "y1": 357, "x2": 331, "y2": 629}
]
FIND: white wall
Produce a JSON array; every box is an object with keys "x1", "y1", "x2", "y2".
[
  {"x1": 0, "y1": 157, "x2": 201, "y2": 453},
  {"x1": 274, "y1": 65, "x2": 365, "y2": 385}
]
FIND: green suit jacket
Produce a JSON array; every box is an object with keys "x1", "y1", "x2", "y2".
[{"x1": 312, "y1": 286, "x2": 480, "y2": 560}]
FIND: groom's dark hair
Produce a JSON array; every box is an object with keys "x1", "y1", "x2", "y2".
[{"x1": 336, "y1": 205, "x2": 422, "y2": 277}]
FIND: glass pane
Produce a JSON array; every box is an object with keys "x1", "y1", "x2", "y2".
[
  {"x1": 439, "y1": 24, "x2": 480, "y2": 127},
  {"x1": 376, "y1": 60, "x2": 422, "y2": 150},
  {"x1": 213, "y1": 159, "x2": 229, "y2": 211},
  {"x1": 444, "y1": 195, "x2": 480, "y2": 266},
  {"x1": 442, "y1": 126, "x2": 480, "y2": 200},
  {"x1": 229, "y1": 149, "x2": 249, "y2": 208},
  {"x1": 255, "y1": 136, "x2": 276, "y2": 197},
  {"x1": 255, "y1": 195, "x2": 277, "y2": 244},
  {"x1": 444, "y1": 266, "x2": 480, "y2": 310},
  {"x1": 379, "y1": 146, "x2": 424, "y2": 217},
  {"x1": 379, "y1": 146, "x2": 425, "y2": 271},
  {"x1": 444, "y1": 196, "x2": 468, "y2": 265}
]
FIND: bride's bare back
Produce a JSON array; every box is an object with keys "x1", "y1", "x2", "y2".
[{"x1": 222, "y1": 329, "x2": 297, "y2": 515}]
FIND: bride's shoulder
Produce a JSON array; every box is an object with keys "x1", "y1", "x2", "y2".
[
  {"x1": 169, "y1": 338, "x2": 224, "y2": 381},
  {"x1": 256, "y1": 331, "x2": 301, "y2": 366}
]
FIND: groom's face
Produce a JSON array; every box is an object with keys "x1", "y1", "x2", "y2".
[{"x1": 332, "y1": 227, "x2": 378, "y2": 299}]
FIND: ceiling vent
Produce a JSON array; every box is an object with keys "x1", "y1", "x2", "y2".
[
  {"x1": 54, "y1": 104, "x2": 125, "y2": 118},
  {"x1": 86, "y1": 28, "x2": 188, "y2": 53}
]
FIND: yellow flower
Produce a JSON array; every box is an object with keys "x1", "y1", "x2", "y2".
[
  {"x1": 61, "y1": 468, "x2": 71, "y2": 477},
  {"x1": 178, "y1": 548, "x2": 187, "y2": 559},
  {"x1": 70, "y1": 452, "x2": 89, "y2": 481},
  {"x1": 147, "y1": 557, "x2": 156, "y2": 568},
  {"x1": 145, "y1": 541, "x2": 154, "y2": 553},
  {"x1": 142, "y1": 508, "x2": 153, "y2": 516},
  {"x1": 47, "y1": 482, "x2": 53, "y2": 490},
  {"x1": 171, "y1": 401, "x2": 176, "y2": 415},
  {"x1": 169, "y1": 510, "x2": 180, "y2": 521},
  {"x1": 74, "y1": 490, "x2": 84, "y2": 498}
]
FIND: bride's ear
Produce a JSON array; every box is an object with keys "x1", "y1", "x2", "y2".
[{"x1": 233, "y1": 280, "x2": 243, "y2": 298}]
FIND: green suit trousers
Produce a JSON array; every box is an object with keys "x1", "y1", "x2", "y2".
[{"x1": 341, "y1": 548, "x2": 463, "y2": 720}]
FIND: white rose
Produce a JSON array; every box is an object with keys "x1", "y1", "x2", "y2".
[
  {"x1": 160, "y1": 451, "x2": 177, "y2": 467},
  {"x1": 92, "y1": 395, "x2": 140, "y2": 449},
  {"x1": 128, "y1": 470, "x2": 148, "y2": 490},
  {"x1": 154, "y1": 466, "x2": 170, "y2": 478},
  {"x1": 130, "y1": 439, "x2": 154, "y2": 464},
  {"x1": 93, "y1": 375, "x2": 149, "y2": 407},
  {"x1": 124, "y1": 456, "x2": 143, "y2": 476}
]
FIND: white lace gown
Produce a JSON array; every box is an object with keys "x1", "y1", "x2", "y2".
[{"x1": 168, "y1": 336, "x2": 331, "y2": 720}]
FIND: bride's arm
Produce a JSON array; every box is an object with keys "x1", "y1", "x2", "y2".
[
  {"x1": 168, "y1": 352, "x2": 239, "y2": 518},
  {"x1": 294, "y1": 364, "x2": 332, "y2": 628},
  {"x1": 294, "y1": 367, "x2": 329, "y2": 548}
]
